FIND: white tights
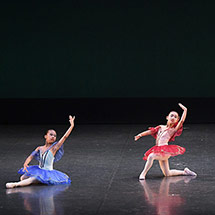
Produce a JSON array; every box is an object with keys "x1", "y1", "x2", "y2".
[
  {"x1": 17, "y1": 176, "x2": 39, "y2": 187},
  {"x1": 6, "y1": 175, "x2": 39, "y2": 188},
  {"x1": 139, "y1": 153, "x2": 185, "y2": 179}
]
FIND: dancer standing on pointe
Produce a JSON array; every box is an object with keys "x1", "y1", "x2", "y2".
[
  {"x1": 6, "y1": 115, "x2": 75, "y2": 188},
  {"x1": 134, "y1": 103, "x2": 197, "y2": 180}
]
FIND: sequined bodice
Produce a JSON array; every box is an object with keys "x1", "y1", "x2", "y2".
[
  {"x1": 39, "y1": 150, "x2": 54, "y2": 170},
  {"x1": 156, "y1": 127, "x2": 176, "y2": 146}
]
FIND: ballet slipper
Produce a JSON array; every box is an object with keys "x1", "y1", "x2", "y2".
[
  {"x1": 184, "y1": 168, "x2": 197, "y2": 176},
  {"x1": 139, "y1": 173, "x2": 146, "y2": 180},
  {"x1": 6, "y1": 182, "x2": 18, "y2": 189}
]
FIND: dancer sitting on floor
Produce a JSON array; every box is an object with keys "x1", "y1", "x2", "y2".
[
  {"x1": 6, "y1": 115, "x2": 75, "y2": 189},
  {"x1": 134, "y1": 103, "x2": 197, "y2": 180}
]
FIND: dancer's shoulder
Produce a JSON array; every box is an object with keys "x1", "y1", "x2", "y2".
[{"x1": 35, "y1": 146, "x2": 42, "y2": 151}]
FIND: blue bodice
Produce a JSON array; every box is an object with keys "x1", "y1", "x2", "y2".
[{"x1": 32, "y1": 142, "x2": 64, "y2": 163}]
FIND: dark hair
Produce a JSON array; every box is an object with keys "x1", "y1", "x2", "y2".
[{"x1": 44, "y1": 129, "x2": 56, "y2": 136}]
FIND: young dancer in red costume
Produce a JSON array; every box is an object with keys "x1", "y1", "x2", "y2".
[{"x1": 135, "y1": 103, "x2": 197, "y2": 180}]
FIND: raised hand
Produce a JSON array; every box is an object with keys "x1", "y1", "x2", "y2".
[
  {"x1": 69, "y1": 115, "x2": 75, "y2": 127},
  {"x1": 178, "y1": 103, "x2": 187, "y2": 110}
]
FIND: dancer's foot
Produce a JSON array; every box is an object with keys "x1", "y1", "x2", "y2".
[
  {"x1": 6, "y1": 182, "x2": 18, "y2": 189},
  {"x1": 139, "y1": 173, "x2": 146, "y2": 180},
  {"x1": 184, "y1": 168, "x2": 197, "y2": 176}
]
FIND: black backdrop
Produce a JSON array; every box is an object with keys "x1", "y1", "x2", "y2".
[{"x1": 1, "y1": 1, "x2": 215, "y2": 124}]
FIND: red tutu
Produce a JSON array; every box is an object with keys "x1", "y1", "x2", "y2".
[{"x1": 143, "y1": 145, "x2": 185, "y2": 160}]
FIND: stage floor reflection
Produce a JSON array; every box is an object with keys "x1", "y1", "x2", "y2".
[{"x1": 1, "y1": 124, "x2": 215, "y2": 214}]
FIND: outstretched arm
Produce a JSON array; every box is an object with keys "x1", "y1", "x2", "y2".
[
  {"x1": 134, "y1": 130, "x2": 152, "y2": 141},
  {"x1": 175, "y1": 103, "x2": 187, "y2": 131},
  {"x1": 53, "y1": 115, "x2": 75, "y2": 152}
]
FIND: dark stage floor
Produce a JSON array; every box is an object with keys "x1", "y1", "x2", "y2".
[{"x1": 0, "y1": 124, "x2": 214, "y2": 215}]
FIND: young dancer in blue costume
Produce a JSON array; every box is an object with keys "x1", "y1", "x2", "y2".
[{"x1": 6, "y1": 115, "x2": 75, "y2": 189}]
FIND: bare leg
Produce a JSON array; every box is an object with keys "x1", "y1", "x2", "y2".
[
  {"x1": 6, "y1": 177, "x2": 39, "y2": 189},
  {"x1": 159, "y1": 160, "x2": 185, "y2": 177},
  {"x1": 139, "y1": 153, "x2": 159, "y2": 180}
]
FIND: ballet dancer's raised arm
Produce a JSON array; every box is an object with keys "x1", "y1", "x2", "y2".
[
  {"x1": 52, "y1": 115, "x2": 75, "y2": 153},
  {"x1": 175, "y1": 103, "x2": 187, "y2": 131}
]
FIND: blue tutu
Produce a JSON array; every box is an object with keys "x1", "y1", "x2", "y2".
[
  {"x1": 18, "y1": 146, "x2": 71, "y2": 185},
  {"x1": 18, "y1": 166, "x2": 71, "y2": 185}
]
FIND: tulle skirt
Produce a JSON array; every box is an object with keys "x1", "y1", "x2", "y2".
[
  {"x1": 18, "y1": 165, "x2": 71, "y2": 185},
  {"x1": 143, "y1": 145, "x2": 185, "y2": 160}
]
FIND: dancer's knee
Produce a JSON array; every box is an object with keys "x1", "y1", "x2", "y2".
[
  {"x1": 147, "y1": 153, "x2": 156, "y2": 162},
  {"x1": 163, "y1": 171, "x2": 171, "y2": 177},
  {"x1": 20, "y1": 174, "x2": 29, "y2": 181},
  {"x1": 20, "y1": 175, "x2": 26, "y2": 181},
  {"x1": 160, "y1": 166, "x2": 171, "y2": 176}
]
